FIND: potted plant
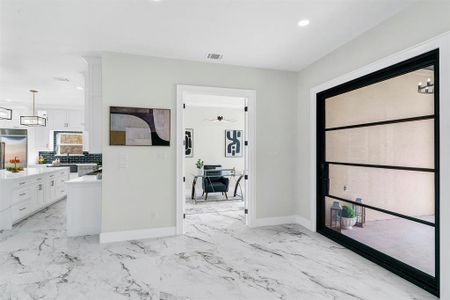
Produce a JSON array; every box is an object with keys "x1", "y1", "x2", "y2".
[
  {"x1": 196, "y1": 159, "x2": 204, "y2": 175},
  {"x1": 6, "y1": 157, "x2": 24, "y2": 173},
  {"x1": 341, "y1": 205, "x2": 356, "y2": 229}
]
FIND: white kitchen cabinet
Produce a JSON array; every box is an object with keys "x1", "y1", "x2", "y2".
[
  {"x1": 35, "y1": 181, "x2": 45, "y2": 206},
  {"x1": 68, "y1": 110, "x2": 84, "y2": 129},
  {"x1": 66, "y1": 175, "x2": 102, "y2": 237},
  {"x1": 47, "y1": 110, "x2": 67, "y2": 130},
  {"x1": 34, "y1": 127, "x2": 51, "y2": 150},
  {"x1": 47, "y1": 109, "x2": 84, "y2": 131},
  {"x1": 46, "y1": 175, "x2": 57, "y2": 204},
  {"x1": 0, "y1": 167, "x2": 70, "y2": 230},
  {"x1": 33, "y1": 109, "x2": 85, "y2": 152}
]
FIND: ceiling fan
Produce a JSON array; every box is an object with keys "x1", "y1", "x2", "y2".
[{"x1": 204, "y1": 115, "x2": 237, "y2": 123}]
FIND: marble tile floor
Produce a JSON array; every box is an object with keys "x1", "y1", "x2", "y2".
[
  {"x1": 0, "y1": 200, "x2": 437, "y2": 300},
  {"x1": 185, "y1": 196, "x2": 244, "y2": 215}
]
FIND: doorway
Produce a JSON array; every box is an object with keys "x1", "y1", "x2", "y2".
[
  {"x1": 316, "y1": 50, "x2": 439, "y2": 295},
  {"x1": 176, "y1": 85, "x2": 256, "y2": 234}
]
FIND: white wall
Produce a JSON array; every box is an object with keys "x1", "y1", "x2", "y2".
[
  {"x1": 101, "y1": 53, "x2": 297, "y2": 233},
  {"x1": 184, "y1": 105, "x2": 244, "y2": 196},
  {"x1": 296, "y1": 2, "x2": 450, "y2": 220}
]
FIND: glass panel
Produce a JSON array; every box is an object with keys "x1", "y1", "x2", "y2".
[
  {"x1": 328, "y1": 164, "x2": 434, "y2": 223},
  {"x1": 324, "y1": 197, "x2": 435, "y2": 276},
  {"x1": 326, "y1": 119, "x2": 434, "y2": 168},
  {"x1": 325, "y1": 67, "x2": 434, "y2": 129}
]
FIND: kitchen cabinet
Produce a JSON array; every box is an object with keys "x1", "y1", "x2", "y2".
[
  {"x1": 47, "y1": 109, "x2": 84, "y2": 131},
  {"x1": 66, "y1": 175, "x2": 101, "y2": 237},
  {"x1": 35, "y1": 181, "x2": 45, "y2": 206},
  {"x1": 46, "y1": 174, "x2": 57, "y2": 204},
  {"x1": 0, "y1": 167, "x2": 70, "y2": 230},
  {"x1": 33, "y1": 109, "x2": 85, "y2": 151}
]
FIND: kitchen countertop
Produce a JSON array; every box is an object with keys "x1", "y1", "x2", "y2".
[
  {"x1": 31, "y1": 163, "x2": 98, "y2": 167},
  {"x1": 66, "y1": 175, "x2": 101, "y2": 185},
  {"x1": 0, "y1": 167, "x2": 70, "y2": 180}
]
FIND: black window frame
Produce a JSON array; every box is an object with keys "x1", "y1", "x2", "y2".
[{"x1": 316, "y1": 49, "x2": 440, "y2": 296}]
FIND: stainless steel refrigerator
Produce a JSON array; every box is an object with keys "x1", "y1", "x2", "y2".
[{"x1": 0, "y1": 129, "x2": 28, "y2": 170}]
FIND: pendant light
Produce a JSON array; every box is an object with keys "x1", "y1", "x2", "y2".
[
  {"x1": 417, "y1": 78, "x2": 434, "y2": 94},
  {"x1": 20, "y1": 90, "x2": 46, "y2": 127},
  {"x1": 0, "y1": 106, "x2": 12, "y2": 120}
]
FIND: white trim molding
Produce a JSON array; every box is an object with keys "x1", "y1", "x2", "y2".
[
  {"x1": 100, "y1": 226, "x2": 176, "y2": 244},
  {"x1": 176, "y1": 85, "x2": 257, "y2": 234},
  {"x1": 309, "y1": 31, "x2": 450, "y2": 298}
]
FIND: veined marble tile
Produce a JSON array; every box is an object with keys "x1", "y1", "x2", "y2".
[{"x1": 0, "y1": 200, "x2": 437, "y2": 300}]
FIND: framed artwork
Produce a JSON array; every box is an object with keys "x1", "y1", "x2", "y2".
[
  {"x1": 225, "y1": 129, "x2": 243, "y2": 157},
  {"x1": 185, "y1": 128, "x2": 194, "y2": 157},
  {"x1": 109, "y1": 106, "x2": 170, "y2": 146}
]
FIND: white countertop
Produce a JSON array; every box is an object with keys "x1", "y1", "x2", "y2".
[
  {"x1": 66, "y1": 175, "x2": 101, "y2": 184},
  {"x1": 30, "y1": 163, "x2": 98, "y2": 167},
  {"x1": 0, "y1": 167, "x2": 70, "y2": 180}
]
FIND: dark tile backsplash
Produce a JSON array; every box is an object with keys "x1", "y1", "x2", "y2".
[
  {"x1": 38, "y1": 151, "x2": 102, "y2": 165},
  {"x1": 38, "y1": 130, "x2": 102, "y2": 165}
]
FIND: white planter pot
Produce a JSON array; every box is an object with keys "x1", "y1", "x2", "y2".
[
  {"x1": 197, "y1": 168, "x2": 203, "y2": 175},
  {"x1": 341, "y1": 217, "x2": 356, "y2": 230}
]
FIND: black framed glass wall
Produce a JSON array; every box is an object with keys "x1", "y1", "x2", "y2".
[{"x1": 316, "y1": 50, "x2": 439, "y2": 296}]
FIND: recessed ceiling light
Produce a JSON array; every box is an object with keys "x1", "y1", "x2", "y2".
[
  {"x1": 76, "y1": 86, "x2": 84, "y2": 90},
  {"x1": 297, "y1": 19, "x2": 310, "y2": 27}
]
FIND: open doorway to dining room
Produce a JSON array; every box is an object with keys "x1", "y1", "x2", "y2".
[{"x1": 176, "y1": 85, "x2": 256, "y2": 234}]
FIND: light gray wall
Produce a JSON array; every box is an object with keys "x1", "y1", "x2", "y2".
[
  {"x1": 184, "y1": 106, "x2": 245, "y2": 196},
  {"x1": 102, "y1": 53, "x2": 297, "y2": 232},
  {"x1": 296, "y1": 1, "x2": 450, "y2": 219}
]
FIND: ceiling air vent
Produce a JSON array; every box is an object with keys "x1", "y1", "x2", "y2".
[
  {"x1": 54, "y1": 77, "x2": 70, "y2": 82},
  {"x1": 207, "y1": 53, "x2": 223, "y2": 60}
]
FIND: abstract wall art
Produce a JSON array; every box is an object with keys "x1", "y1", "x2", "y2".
[
  {"x1": 110, "y1": 106, "x2": 170, "y2": 146},
  {"x1": 185, "y1": 128, "x2": 194, "y2": 157},
  {"x1": 225, "y1": 129, "x2": 243, "y2": 157}
]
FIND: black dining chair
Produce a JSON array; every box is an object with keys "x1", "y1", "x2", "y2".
[{"x1": 202, "y1": 165, "x2": 230, "y2": 200}]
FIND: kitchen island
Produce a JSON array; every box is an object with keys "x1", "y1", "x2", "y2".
[
  {"x1": 66, "y1": 175, "x2": 102, "y2": 237},
  {"x1": 0, "y1": 167, "x2": 70, "y2": 230}
]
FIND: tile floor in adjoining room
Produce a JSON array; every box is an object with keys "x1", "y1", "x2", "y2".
[
  {"x1": 185, "y1": 194, "x2": 244, "y2": 215},
  {"x1": 0, "y1": 200, "x2": 437, "y2": 300},
  {"x1": 341, "y1": 216, "x2": 435, "y2": 276}
]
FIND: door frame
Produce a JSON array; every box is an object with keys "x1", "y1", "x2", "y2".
[
  {"x1": 309, "y1": 32, "x2": 450, "y2": 297},
  {"x1": 176, "y1": 85, "x2": 256, "y2": 234}
]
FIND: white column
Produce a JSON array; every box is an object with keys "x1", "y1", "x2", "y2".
[{"x1": 83, "y1": 56, "x2": 102, "y2": 154}]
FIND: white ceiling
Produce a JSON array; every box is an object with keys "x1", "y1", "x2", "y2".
[{"x1": 0, "y1": 0, "x2": 418, "y2": 107}]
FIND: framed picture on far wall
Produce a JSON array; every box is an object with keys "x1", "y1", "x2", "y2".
[
  {"x1": 185, "y1": 128, "x2": 194, "y2": 157},
  {"x1": 109, "y1": 106, "x2": 171, "y2": 146},
  {"x1": 225, "y1": 129, "x2": 243, "y2": 157}
]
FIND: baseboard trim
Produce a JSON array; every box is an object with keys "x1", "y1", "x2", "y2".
[
  {"x1": 252, "y1": 215, "x2": 313, "y2": 231},
  {"x1": 100, "y1": 226, "x2": 176, "y2": 243},
  {"x1": 294, "y1": 215, "x2": 313, "y2": 231}
]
